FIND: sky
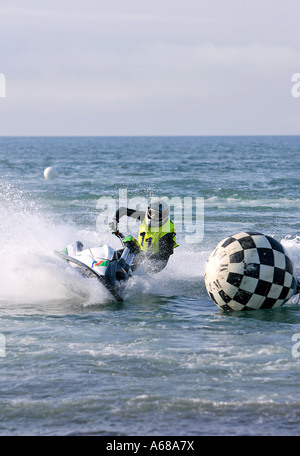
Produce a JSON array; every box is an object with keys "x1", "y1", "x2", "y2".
[{"x1": 0, "y1": 0, "x2": 299, "y2": 136}]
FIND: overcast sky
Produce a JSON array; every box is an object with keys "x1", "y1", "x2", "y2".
[{"x1": 0, "y1": 0, "x2": 299, "y2": 135}]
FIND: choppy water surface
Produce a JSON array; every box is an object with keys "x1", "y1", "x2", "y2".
[{"x1": 0, "y1": 136, "x2": 299, "y2": 435}]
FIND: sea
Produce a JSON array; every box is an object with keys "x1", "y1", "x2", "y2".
[{"x1": 0, "y1": 136, "x2": 299, "y2": 436}]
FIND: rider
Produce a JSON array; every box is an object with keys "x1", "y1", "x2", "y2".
[{"x1": 108, "y1": 200, "x2": 178, "y2": 273}]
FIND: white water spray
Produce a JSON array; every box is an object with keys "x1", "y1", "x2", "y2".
[{"x1": 0, "y1": 185, "x2": 112, "y2": 307}]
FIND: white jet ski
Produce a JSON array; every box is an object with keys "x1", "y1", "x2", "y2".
[{"x1": 55, "y1": 232, "x2": 141, "y2": 302}]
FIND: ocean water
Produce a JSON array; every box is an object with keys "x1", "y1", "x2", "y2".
[{"x1": 0, "y1": 136, "x2": 299, "y2": 436}]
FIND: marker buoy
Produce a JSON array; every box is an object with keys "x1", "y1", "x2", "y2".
[
  {"x1": 44, "y1": 166, "x2": 58, "y2": 179},
  {"x1": 205, "y1": 232, "x2": 298, "y2": 311}
]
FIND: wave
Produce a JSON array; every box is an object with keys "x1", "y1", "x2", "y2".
[
  {"x1": 281, "y1": 235, "x2": 300, "y2": 270},
  {"x1": 0, "y1": 184, "x2": 110, "y2": 307},
  {"x1": 205, "y1": 195, "x2": 300, "y2": 209},
  {"x1": 0, "y1": 184, "x2": 208, "y2": 309}
]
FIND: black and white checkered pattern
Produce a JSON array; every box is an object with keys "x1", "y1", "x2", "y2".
[{"x1": 205, "y1": 231, "x2": 298, "y2": 311}]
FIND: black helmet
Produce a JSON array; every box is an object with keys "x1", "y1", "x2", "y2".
[{"x1": 145, "y1": 200, "x2": 170, "y2": 228}]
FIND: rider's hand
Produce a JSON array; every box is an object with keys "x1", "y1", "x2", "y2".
[{"x1": 108, "y1": 219, "x2": 118, "y2": 233}]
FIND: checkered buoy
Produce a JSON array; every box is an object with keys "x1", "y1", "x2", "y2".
[{"x1": 205, "y1": 232, "x2": 298, "y2": 311}]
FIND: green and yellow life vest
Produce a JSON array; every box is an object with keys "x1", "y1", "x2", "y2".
[{"x1": 138, "y1": 218, "x2": 178, "y2": 253}]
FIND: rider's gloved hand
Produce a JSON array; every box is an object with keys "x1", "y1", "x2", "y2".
[{"x1": 108, "y1": 218, "x2": 118, "y2": 233}]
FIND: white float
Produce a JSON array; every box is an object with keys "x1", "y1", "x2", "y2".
[{"x1": 44, "y1": 166, "x2": 58, "y2": 179}]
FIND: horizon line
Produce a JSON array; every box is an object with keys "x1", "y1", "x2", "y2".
[{"x1": 0, "y1": 134, "x2": 299, "y2": 138}]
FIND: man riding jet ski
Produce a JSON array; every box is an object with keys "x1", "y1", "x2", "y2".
[{"x1": 108, "y1": 200, "x2": 179, "y2": 273}]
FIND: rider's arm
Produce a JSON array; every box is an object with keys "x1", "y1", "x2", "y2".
[
  {"x1": 146, "y1": 233, "x2": 176, "y2": 273},
  {"x1": 115, "y1": 207, "x2": 145, "y2": 222},
  {"x1": 109, "y1": 207, "x2": 145, "y2": 233},
  {"x1": 158, "y1": 232, "x2": 176, "y2": 258}
]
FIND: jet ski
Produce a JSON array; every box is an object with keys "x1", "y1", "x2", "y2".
[{"x1": 55, "y1": 232, "x2": 141, "y2": 302}]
